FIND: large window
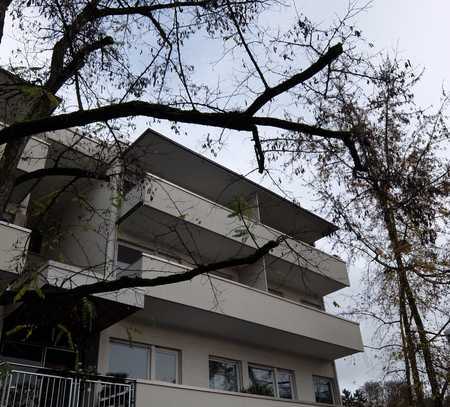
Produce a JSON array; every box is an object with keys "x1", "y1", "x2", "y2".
[
  {"x1": 109, "y1": 341, "x2": 149, "y2": 379},
  {"x1": 209, "y1": 357, "x2": 241, "y2": 392},
  {"x1": 313, "y1": 376, "x2": 335, "y2": 404},
  {"x1": 248, "y1": 364, "x2": 296, "y2": 399},
  {"x1": 108, "y1": 340, "x2": 180, "y2": 383}
]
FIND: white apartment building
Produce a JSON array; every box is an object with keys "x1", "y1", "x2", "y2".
[{"x1": 0, "y1": 74, "x2": 363, "y2": 406}]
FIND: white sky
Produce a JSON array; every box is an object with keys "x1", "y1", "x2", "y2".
[{"x1": 3, "y1": 0, "x2": 450, "y2": 392}]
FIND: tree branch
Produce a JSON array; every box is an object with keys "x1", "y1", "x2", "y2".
[
  {"x1": 14, "y1": 167, "x2": 109, "y2": 187},
  {"x1": 246, "y1": 43, "x2": 343, "y2": 116},
  {"x1": 0, "y1": 102, "x2": 353, "y2": 144},
  {"x1": 6, "y1": 238, "x2": 282, "y2": 308},
  {"x1": 46, "y1": 36, "x2": 114, "y2": 92}
]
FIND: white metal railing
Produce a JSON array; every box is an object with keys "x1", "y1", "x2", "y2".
[{"x1": 0, "y1": 363, "x2": 135, "y2": 407}]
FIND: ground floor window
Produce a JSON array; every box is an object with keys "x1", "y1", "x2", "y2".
[
  {"x1": 313, "y1": 375, "x2": 335, "y2": 404},
  {"x1": 108, "y1": 340, "x2": 180, "y2": 383},
  {"x1": 1, "y1": 340, "x2": 76, "y2": 370},
  {"x1": 209, "y1": 357, "x2": 241, "y2": 392},
  {"x1": 247, "y1": 364, "x2": 296, "y2": 399}
]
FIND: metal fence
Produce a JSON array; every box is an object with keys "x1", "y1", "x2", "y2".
[{"x1": 0, "y1": 363, "x2": 135, "y2": 407}]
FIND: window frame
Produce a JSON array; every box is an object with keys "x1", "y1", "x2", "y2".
[
  {"x1": 313, "y1": 375, "x2": 335, "y2": 405},
  {"x1": 247, "y1": 363, "x2": 296, "y2": 400},
  {"x1": 208, "y1": 355, "x2": 242, "y2": 392},
  {"x1": 109, "y1": 339, "x2": 181, "y2": 383}
]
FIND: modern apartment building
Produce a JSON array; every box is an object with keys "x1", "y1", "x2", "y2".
[{"x1": 0, "y1": 78, "x2": 363, "y2": 406}]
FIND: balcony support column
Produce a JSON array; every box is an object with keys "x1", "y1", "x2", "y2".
[{"x1": 105, "y1": 159, "x2": 123, "y2": 278}]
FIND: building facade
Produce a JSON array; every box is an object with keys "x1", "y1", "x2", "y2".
[{"x1": 0, "y1": 116, "x2": 363, "y2": 406}]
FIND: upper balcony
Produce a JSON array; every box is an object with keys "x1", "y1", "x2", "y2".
[
  {"x1": 124, "y1": 130, "x2": 338, "y2": 245},
  {"x1": 38, "y1": 259, "x2": 144, "y2": 309},
  {"x1": 119, "y1": 173, "x2": 348, "y2": 297},
  {"x1": 125, "y1": 253, "x2": 363, "y2": 360}
]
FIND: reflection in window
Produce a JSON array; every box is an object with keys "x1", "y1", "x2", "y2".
[
  {"x1": 248, "y1": 365, "x2": 275, "y2": 396},
  {"x1": 277, "y1": 369, "x2": 295, "y2": 399},
  {"x1": 313, "y1": 376, "x2": 335, "y2": 404},
  {"x1": 108, "y1": 340, "x2": 179, "y2": 383},
  {"x1": 247, "y1": 364, "x2": 296, "y2": 399},
  {"x1": 209, "y1": 358, "x2": 240, "y2": 392},
  {"x1": 155, "y1": 347, "x2": 178, "y2": 383},
  {"x1": 108, "y1": 341, "x2": 149, "y2": 379}
]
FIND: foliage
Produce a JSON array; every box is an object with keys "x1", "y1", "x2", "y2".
[{"x1": 241, "y1": 382, "x2": 274, "y2": 396}]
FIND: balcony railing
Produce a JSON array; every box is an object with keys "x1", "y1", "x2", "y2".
[{"x1": 0, "y1": 363, "x2": 136, "y2": 407}]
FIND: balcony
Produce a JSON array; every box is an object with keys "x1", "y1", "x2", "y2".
[
  {"x1": 136, "y1": 379, "x2": 340, "y2": 407},
  {"x1": 39, "y1": 260, "x2": 145, "y2": 309},
  {"x1": 0, "y1": 221, "x2": 31, "y2": 276},
  {"x1": 0, "y1": 363, "x2": 339, "y2": 407},
  {"x1": 128, "y1": 253, "x2": 363, "y2": 360},
  {"x1": 119, "y1": 174, "x2": 348, "y2": 296}
]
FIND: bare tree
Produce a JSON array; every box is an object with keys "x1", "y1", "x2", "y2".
[
  {"x1": 0, "y1": 0, "x2": 374, "y2": 366},
  {"x1": 263, "y1": 57, "x2": 450, "y2": 406}
]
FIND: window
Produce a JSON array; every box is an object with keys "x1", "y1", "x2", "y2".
[
  {"x1": 248, "y1": 365, "x2": 275, "y2": 396},
  {"x1": 109, "y1": 341, "x2": 150, "y2": 379},
  {"x1": 155, "y1": 347, "x2": 178, "y2": 383},
  {"x1": 1, "y1": 340, "x2": 76, "y2": 370},
  {"x1": 108, "y1": 340, "x2": 179, "y2": 383},
  {"x1": 247, "y1": 364, "x2": 296, "y2": 399},
  {"x1": 277, "y1": 369, "x2": 295, "y2": 399},
  {"x1": 209, "y1": 357, "x2": 241, "y2": 392},
  {"x1": 313, "y1": 376, "x2": 335, "y2": 404},
  {"x1": 117, "y1": 244, "x2": 142, "y2": 267}
]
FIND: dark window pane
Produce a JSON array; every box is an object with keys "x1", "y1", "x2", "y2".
[
  {"x1": 209, "y1": 359, "x2": 240, "y2": 392},
  {"x1": 45, "y1": 348, "x2": 76, "y2": 370},
  {"x1": 117, "y1": 245, "x2": 141, "y2": 265},
  {"x1": 314, "y1": 376, "x2": 334, "y2": 404},
  {"x1": 108, "y1": 341, "x2": 149, "y2": 379},
  {"x1": 277, "y1": 369, "x2": 295, "y2": 399},
  {"x1": 155, "y1": 348, "x2": 178, "y2": 383},
  {"x1": 2, "y1": 341, "x2": 43, "y2": 363},
  {"x1": 248, "y1": 365, "x2": 275, "y2": 396}
]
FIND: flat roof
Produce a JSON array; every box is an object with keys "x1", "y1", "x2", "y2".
[{"x1": 124, "y1": 129, "x2": 338, "y2": 243}]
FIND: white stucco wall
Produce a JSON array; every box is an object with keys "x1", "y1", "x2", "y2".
[
  {"x1": 98, "y1": 316, "x2": 337, "y2": 404},
  {"x1": 45, "y1": 180, "x2": 113, "y2": 273},
  {"x1": 0, "y1": 221, "x2": 31, "y2": 274}
]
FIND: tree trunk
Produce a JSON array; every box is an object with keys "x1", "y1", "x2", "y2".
[
  {"x1": 399, "y1": 284, "x2": 424, "y2": 406},
  {"x1": 0, "y1": 0, "x2": 12, "y2": 44},
  {"x1": 376, "y1": 184, "x2": 443, "y2": 406},
  {"x1": 0, "y1": 94, "x2": 56, "y2": 216}
]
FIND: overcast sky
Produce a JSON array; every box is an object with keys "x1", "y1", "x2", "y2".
[{"x1": 3, "y1": 0, "x2": 450, "y2": 392}]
